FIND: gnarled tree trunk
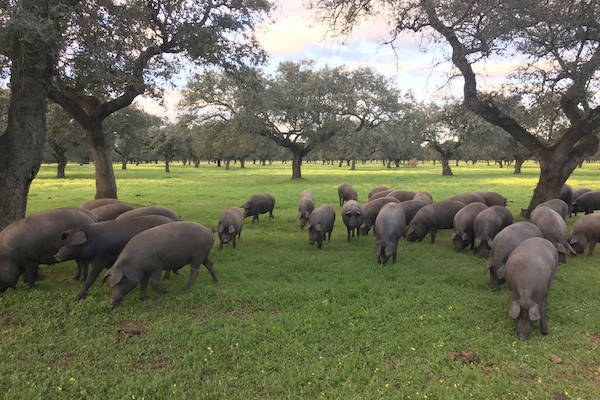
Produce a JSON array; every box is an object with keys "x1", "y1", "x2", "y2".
[
  {"x1": 441, "y1": 158, "x2": 454, "y2": 176},
  {"x1": 87, "y1": 125, "x2": 117, "y2": 198},
  {"x1": 514, "y1": 158, "x2": 525, "y2": 174},
  {"x1": 292, "y1": 153, "x2": 303, "y2": 179}
]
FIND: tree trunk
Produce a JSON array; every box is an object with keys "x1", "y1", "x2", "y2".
[
  {"x1": 350, "y1": 159, "x2": 356, "y2": 170},
  {"x1": 386, "y1": 160, "x2": 391, "y2": 168},
  {"x1": 497, "y1": 159, "x2": 503, "y2": 168},
  {"x1": 216, "y1": 159, "x2": 221, "y2": 167},
  {"x1": 292, "y1": 153, "x2": 303, "y2": 179},
  {"x1": 194, "y1": 159, "x2": 200, "y2": 168},
  {"x1": 441, "y1": 159, "x2": 454, "y2": 176},
  {"x1": 514, "y1": 158, "x2": 525, "y2": 174},
  {"x1": 165, "y1": 157, "x2": 170, "y2": 173},
  {"x1": 433, "y1": 160, "x2": 436, "y2": 165},
  {"x1": 87, "y1": 125, "x2": 118, "y2": 198},
  {"x1": 225, "y1": 160, "x2": 230, "y2": 170},
  {"x1": 121, "y1": 156, "x2": 128, "y2": 170},
  {"x1": 57, "y1": 157, "x2": 67, "y2": 179},
  {"x1": 240, "y1": 159, "x2": 245, "y2": 169},
  {"x1": 486, "y1": 160, "x2": 490, "y2": 166},
  {"x1": 395, "y1": 160, "x2": 400, "y2": 168},
  {"x1": 338, "y1": 159, "x2": 343, "y2": 167},
  {"x1": 455, "y1": 160, "x2": 459, "y2": 167},
  {"x1": 269, "y1": 160, "x2": 272, "y2": 165}
]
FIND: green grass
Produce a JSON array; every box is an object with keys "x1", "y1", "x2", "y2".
[{"x1": 2, "y1": 160, "x2": 600, "y2": 399}]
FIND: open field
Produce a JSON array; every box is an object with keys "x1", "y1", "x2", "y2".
[{"x1": 1, "y1": 161, "x2": 600, "y2": 399}]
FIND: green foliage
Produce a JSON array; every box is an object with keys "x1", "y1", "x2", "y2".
[{"x1": 2, "y1": 161, "x2": 599, "y2": 399}]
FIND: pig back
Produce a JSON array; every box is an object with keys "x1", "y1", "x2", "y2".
[{"x1": 116, "y1": 206, "x2": 180, "y2": 221}]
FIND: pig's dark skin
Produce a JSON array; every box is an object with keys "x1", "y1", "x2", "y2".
[
  {"x1": 360, "y1": 197, "x2": 400, "y2": 235},
  {"x1": 571, "y1": 191, "x2": 600, "y2": 215},
  {"x1": 106, "y1": 221, "x2": 217, "y2": 306},
  {"x1": 445, "y1": 193, "x2": 486, "y2": 205},
  {"x1": 341, "y1": 200, "x2": 364, "y2": 242},
  {"x1": 406, "y1": 200, "x2": 465, "y2": 243},
  {"x1": 505, "y1": 237, "x2": 558, "y2": 340},
  {"x1": 307, "y1": 205, "x2": 336, "y2": 249},
  {"x1": 559, "y1": 184, "x2": 573, "y2": 212},
  {"x1": 530, "y1": 206, "x2": 576, "y2": 263},
  {"x1": 80, "y1": 198, "x2": 123, "y2": 210},
  {"x1": 387, "y1": 190, "x2": 416, "y2": 202},
  {"x1": 452, "y1": 202, "x2": 488, "y2": 252},
  {"x1": 0, "y1": 208, "x2": 97, "y2": 291},
  {"x1": 374, "y1": 203, "x2": 406, "y2": 265},
  {"x1": 218, "y1": 208, "x2": 244, "y2": 250},
  {"x1": 571, "y1": 188, "x2": 594, "y2": 216},
  {"x1": 473, "y1": 206, "x2": 513, "y2": 258},
  {"x1": 116, "y1": 206, "x2": 180, "y2": 221},
  {"x1": 413, "y1": 191, "x2": 433, "y2": 203},
  {"x1": 338, "y1": 184, "x2": 358, "y2": 206},
  {"x1": 397, "y1": 200, "x2": 428, "y2": 225},
  {"x1": 242, "y1": 193, "x2": 275, "y2": 223},
  {"x1": 55, "y1": 215, "x2": 174, "y2": 299},
  {"x1": 485, "y1": 222, "x2": 543, "y2": 290},
  {"x1": 369, "y1": 190, "x2": 394, "y2": 201},
  {"x1": 472, "y1": 191, "x2": 507, "y2": 207},
  {"x1": 568, "y1": 213, "x2": 600, "y2": 255},
  {"x1": 536, "y1": 199, "x2": 568, "y2": 220},
  {"x1": 368, "y1": 186, "x2": 390, "y2": 200},
  {"x1": 298, "y1": 190, "x2": 315, "y2": 229},
  {"x1": 91, "y1": 203, "x2": 135, "y2": 221}
]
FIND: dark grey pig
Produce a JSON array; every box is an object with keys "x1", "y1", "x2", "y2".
[
  {"x1": 530, "y1": 206, "x2": 576, "y2": 263},
  {"x1": 388, "y1": 190, "x2": 416, "y2": 202},
  {"x1": 568, "y1": 213, "x2": 600, "y2": 255},
  {"x1": 91, "y1": 202, "x2": 135, "y2": 221},
  {"x1": 338, "y1": 184, "x2": 358, "y2": 206},
  {"x1": 485, "y1": 222, "x2": 543, "y2": 290},
  {"x1": 413, "y1": 191, "x2": 433, "y2": 203},
  {"x1": 571, "y1": 188, "x2": 594, "y2": 216},
  {"x1": 571, "y1": 191, "x2": 600, "y2": 215},
  {"x1": 505, "y1": 237, "x2": 558, "y2": 340},
  {"x1": 80, "y1": 198, "x2": 123, "y2": 210},
  {"x1": 406, "y1": 200, "x2": 465, "y2": 243},
  {"x1": 298, "y1": 190, "x2": 315, "y2": 229},
  {"x1": 242, "y1": 193, "x2": 275, "y2": 223},
  {"x1": 374, "y1": 203, "x2": 406, "y2": 265},
  {"x1": 397, "y1": 200, "x2": 428, "y2": 225},
  {"x1": 0, "y1": 208, "x2": 97, "y2": 291},
  {"x1": 116, "y1": 206, "x2": 180, "y2": 221},
  {"x1": 307, "y1": 205, "x2": 336, "y2": 249},
  {"x1": 445, "y1": 192, "x2": 485, "y2": 205},
  {"x1": 360, "y1": 197, "x2": 400, "y2": 235},
  {"x1": 452, "y1": 202, "x2": 488, "y2": 252},
  {"x1": 341, "y1": 200, "x2": 365, "y2": 242},
  {"x1": 536, "y1": 199, "x2": 568, "y2": 220},
  {"x1": 369, "y1": 189, "x2": 394, "y2": 201},
  {"x1": 217, "y1": 207, "x2": 244, "y2": 250},
  {"x1": 473, "y1": 191, "x2": 507, "y2": 206},
  {"x1": 473, "y1": 206, "x2": 513, "y2": 258},
  {"x1": 368, "y1": 186, "x2": 390, "y2": 200},
  {"x1": 559, "y1": 184, "x2": 573, "y2": 210},
  {"x1": 105, "y1": 221, "x2": 217, "y2": 306},
  {"x1": 55, "y1": 215, "x2": 174, "y2": 299}
]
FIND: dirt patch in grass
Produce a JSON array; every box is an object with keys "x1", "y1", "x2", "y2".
[
  {"x1": 580, "y1": 362, "x2": 600, "y2": 383},
  {"x1": 48, "y1": 351, "x2": 78, "y2": 369},
  {"x1": 2, "y1": 312, "x2": 25, "y2": 328},
  {"x1": 448, "y1": 351, "x2": 480, "y2": 365},
  {"x1": 116, "y1": 320, "x2": 146, "y2": 341},
  {"x1": 480, "y1": 363, "x2": 498, "y2": 376},
  {"x1": 152, "y1": 361, "x2": 170, "y2": 371},
  {"x1": 553, "y1": 393, "x2": 568, "y2": 400},
  {"x1": 586, "y1": 332, "x2": 600, "y2": 345}
]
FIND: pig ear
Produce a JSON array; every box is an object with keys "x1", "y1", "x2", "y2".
[
  {"x1": 508, "y1": 300, "x2": 520, "y2": 320},
  {"x1": 384, "y1": 243, "x2": 394, "y2": 257},
  {"x1": 218, "y1": 224, "x2": 224, "y2": 233},
  {"x1": 374, "y1": 243, "x2": 382, "y2": 255},
  {"x1": 474, "y1": 237, "x2": 482, "y2": 248},
  {"x1": 528, "y1": 303, "x2": 541, "y2": 321},
  {"x1": 228, "y1": 225, "x2": 235, "y2": 234},
  {"x1": 315, "y1": 224, "x2": 322, "y2": 232},
  {"x1": 483, "y1": 263, "x2": 491, "y2": 275},
  {"x1": 461, "y1": 232, "x2": 469, "y2": 241},
  {"x1": 555, "y1": 243, "x2": 567, "y2": 254},
  {"x1": 451, "y1": 232, "x2": 458, "y2": 240},
  {"x1": 487, "y1": 238, "x2": 493, "y2": 249},
  {"x1": 304, "y1": 211, "x2": 310, "y2": 219},
  {"x1": 71, "y1": 231, "x2": 87, "y2": 245},
  {"x1": 406, "y1": 226, "x2": 414, "y2": 236},
  {"x1": 496, "y1": 265, "x2": 506, "y2": 280},
  {"x1": 360, "y1": 223, "x2": 366, "y2": 230},
  {"x1": 566, "y1": 242, "x2": 577, "y2": 255}
]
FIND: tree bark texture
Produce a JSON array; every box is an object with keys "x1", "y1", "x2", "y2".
[
  {"x1": 87, "y1": 125, "x2": 118, "y2": 198},
  {"x1": 292, "y1": 153, "x2": 303, "y2": 179},
  {"x1": 441, "y1": 159, "x2": 454, "y2": 176},
  {"x1": 514, "y1": 158, "x2": 525, "y2": 174}
]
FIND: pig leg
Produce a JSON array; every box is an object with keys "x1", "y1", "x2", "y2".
[
  {"x1": 589, "y1": 239, "x2": 597, "y2": 256},
  {"x1": 76, "y1": 259, "x2": 89, "y2": 281},
  {"x1": 328, "y1": 229, "x2": 332, "y2": 241},
  {"x1": 163, "y1": 268, "x2": 171, "y2": 280},
  {"x1": 24, "y1": 263, "x2": 40, "y2": 288},
  {"x1": 150, "y1": 269, "x2": 168, "y2": 294},
  {"x1": 347, "y1": 228, "x2": 351, "y2": 242},
  {"x1": 540, "y1": 297, "x2": 549, "y2": 335},
  {"x1": 203, "y1": 257, "x2": 218, "y2": 282},
  {"x1": 232, "y1": 236, "x2": 236, "y2": 249},
  {"x1": 269, "y1": 210, "x2": 274, "y2": 221},
  {"x1": 252, "y1": 215, "x2": 259, "y2": 224},
  {"x1": 76, "y1": 257, "x2": 111, "y2": 300},
  {"x1": 139, "y1": 275, "x2": 150, "y2": 301},
  {"x1": 219, "y1": 239, "x2": 224, "y2": 250},
  {"x1": 430, "y1": 229, "x2": 437, "y2": 244}
]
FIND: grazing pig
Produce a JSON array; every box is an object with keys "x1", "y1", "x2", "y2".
[
  {"x1": 452, "y1": 202, "x2": 488, "y2": 252},
  {"x1": 473, "y1": 191, "x2": 507, "y2": 206},
  {"x1": 446, "y1": 192, "x2": 485, "y2": 205},
  {"x1": 368, "y1": 186, "x2": 390, "y2": 200},
  {"x1": 397, "y1": 200, "x2": 428, "y2": 225},
  {"x1": 116, "y1": 206, "x2": 180, "y2": 221},
  {"x1": 505, "y1": 237, "x2": 558, "y2": 340},
  {"x1": 406, "y1": 200, "x2": 465, "y2": 243},
  {"x1": 559, "y1": 184, "x2": 573, "y2": 210},
  {"x1": 338, "y1": 184, "x2": 358, "y2": 206},
  {"x1": 341, "y1": 200, "x2": 364, "y2": 242},
  {"x1": 55, "y1": 215, "x2": 174, "y2": 299},
  {"x1": 413, "y1": 191, "x2": 433, "y2": 203},
  {"x1": 568, "y1": 213, "x2": 600, "y2": 255},
  {"x1": 360, "y1": 197, "x2": 400, "y2": 235},
  {"x1": 0, "y1": 208, "x2": 97, "y2": 291},
  {"x1": 90, "y1": 202, "x2": 135, "y2": 221},
  {"x1": 217, "y1": 207, "x2": 244, "y2": 250},
  {"x1": 80, "y1": 198, "x2": 123, "y2": 210},
  {"x1": 530, "y1": 206, "x2": 576, "y2": 263},
  {"x1": 571, "y1": 191, "x2": 600, "y2": 215},
  {"x1": 388, "y1": 190, "x2": 416, "y2": 202},
  {"x1": 105, "y1": 221, "x2": 217, "y2": 306},
  {"x1": 374, "y1": 203, "x2": 406, "y2": 265},
  {"x1": 369, "y1": 189, "x2": 394, "y2": 201},
  {"x1": 242, "y1": 193, "x2": 275, "y2": 223},
  {"x1": 298, "y1": 190, "x2": 315, "y2": 229},
  {"x1": 473, "y1": 206, "x2": 513, "y2": 258},
  {"x1": 485, "y1": 222, "x2": 543, "y2": 290},
  {"x1": 536, "y1": 199, "x2": 568, "y2": 220},
  {"x1": 571, "y1": 188, "x2": 594, "y2": 216},
  {"x1": 307, "y1": 205, "x2": 336, "y2": 249}
]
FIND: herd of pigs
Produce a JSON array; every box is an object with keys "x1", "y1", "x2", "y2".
[{"x1": 1, "y1": 184, "x2": 599, "y2": 340}]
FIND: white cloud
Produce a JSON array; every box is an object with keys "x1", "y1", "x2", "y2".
[{"x1": 134, "y1": 90, "x2": 182, "y2": 122}]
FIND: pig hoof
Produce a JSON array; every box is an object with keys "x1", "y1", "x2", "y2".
[{"x1": 75, "y1": 292, "x2": 87, "y2": 301}]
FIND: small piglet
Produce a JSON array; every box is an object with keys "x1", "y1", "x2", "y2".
[
  {"x1": 530, "y1": 206, "x2": 575, "y2": 263},
  {"x1": 298, "y1": 190, "x2": 315, "y2": 229},
  {"x1": 505, "y1": 237, "x2": 558, "y2": 340},
  {"x1": 242, "y1": 193, "x2": 275, "y2": 223},
  {"x1": 568, "y1": 213, "x2": 600, "y2": 255},
  {"x1": 413, "y1": 191, "x2": 433, "y2": 203},
  {"x1": 406, "y1": 200, "x2": 465, "y2": 243},
  {"x1": 105, "y1": 221, "x2": 217, "y2": 306},
  {"x1": 307, "y1": 205, "x2": 336, "y2": 249},
  {"x1": 360, "y1": 197, "x2": 400, "y2": 235},
  {"x1": 116, "y1": 206, "x2": 180, "y2": 221},
  {"x1": 91, "y1": 202, "x2": 135, "y2": 221},
  {"x1": 374, "y1": 203, "x2": 406, "y2": 265},
  {"x1": 397, "y1": 200, "x2": 428, "y2": 225},
  {"x1": 338, "y1": 184, "x2": 358, "y2": 206},
  {"x1": 369, "y1": 186, "x2": 390, "y2": 200},
  {"x1": 473, "y1": 191, "x2": 507, "y2": 207},
  {"x1": 485, "y1": 222, "x2": 543, "y2": 290},
  {"x1": 341, "y1": 200, "x2": 364, "y2": 242},
  {"x1": 80, "y1": 198, "x2": 123, "y2": 210},
  {"x1": 452, "y1": 202, "x2": 488, "y2": 252},
  {"x1": 55, "y1": 215, "x2": 174, "y2": 299},
  {"x1": 473, "y1": 206, "x2": 513, "y2": 258},
  {"x1": 218, "y1": 207, "x2": 244, "y2": 250}
]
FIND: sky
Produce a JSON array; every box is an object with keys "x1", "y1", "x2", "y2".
[{"x1": 135, "y1": 0, "x2": 513, "y2": 121}]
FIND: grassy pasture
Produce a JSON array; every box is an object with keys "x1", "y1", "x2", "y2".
[{"x1": 1, "y1": 160, "x2": 600, "y2": 399}]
